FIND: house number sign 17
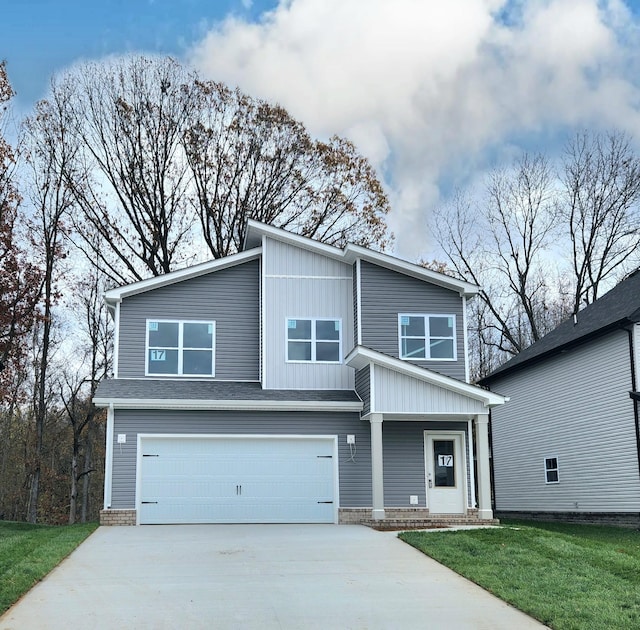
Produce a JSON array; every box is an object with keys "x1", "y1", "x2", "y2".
[{"x1": 438, "y1": 454, "x2": 453, "y2": 467}]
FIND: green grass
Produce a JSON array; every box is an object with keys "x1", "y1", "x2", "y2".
[
  {"x1": 399, "y1": 520, "x2": 640, "y2": 630},
  {"x1": 0, "y1": 521, "x2": 98, "y2": 615}
]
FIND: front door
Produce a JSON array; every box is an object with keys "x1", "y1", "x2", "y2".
[{"x1": 425, "y1": 432, "x2": 466, "y2": 514}]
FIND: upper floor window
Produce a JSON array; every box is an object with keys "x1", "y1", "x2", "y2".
[
  {"x1": 286, "y1": 318, "x2": 341, "y2": 363},
  {"x1": 544, "y1": 457, "x2": 559, "y2": 484},
  {"x1": 146, "y1": 320, "x2": 215, "y2": 376},
  {"x1": 398, "y1": 314, "x2": 456, "y2": 361}
]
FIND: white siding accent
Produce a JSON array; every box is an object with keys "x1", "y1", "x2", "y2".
[
  {"x1": 463, "y1": 297, "x2": 469, "y2": 383},
  {"x1": 113, "y1": 302, "x2": 121, "y2": 378},
  {"x1": 372, "y1": 365, "x2": 487, "y2": 415},
  {"x1": 490, "y1": 330, "x2": 640, "y2": 513},
  {"x1": 263, "y1": 237, "x2": 354, "y2": 389}
]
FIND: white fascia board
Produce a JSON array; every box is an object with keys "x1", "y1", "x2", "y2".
[
  {"x1": 344, "y1": 244, "x2": 480, "y2": 297},
  {"x1": 93, "y1": 397, "x2": 363, "y2": 412},
  {"x1": 361, "y1": 411, "x2": 478, "y2": 421},
  {"x1": 103, "y1": 248, "x2": 262, "y2": 305},
  {"x1": 345, "y1": 346, "x2": 506, "y2": 408},
  {"x1": 244, "y1": 219, "x2": 479, "y2": 297},
  {"x1": 245, "y1": 220, "x2": 345, "y2": 262}
]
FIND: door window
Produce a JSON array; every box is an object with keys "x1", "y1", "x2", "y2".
[{"x1": 433, "y1": 439, "x2": 456, "y2": 487}]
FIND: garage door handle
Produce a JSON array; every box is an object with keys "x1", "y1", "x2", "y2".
[
  {"x1": 317, "y1": 455, "x2": 332, "y2": 458},
  {"x1": 236, "y1": 485, "x2": 242, "y2": 495},
  {"x1": 317, "y1": 501, "x2": 333, "y2": 504},
  {"x1": 143, "y1": 454, "x2": 159, "y2": 457},
  {"x1": 142, "y1": 501, "x2": 158, "y2": 504}
]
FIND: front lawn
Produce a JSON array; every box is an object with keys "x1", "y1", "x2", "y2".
[
  {"x1": 0, "y1": 521, "x2": 98, "y2": 615},
  {"x1": 399, "y1": 520, "x2": 640, "y2": 630}
]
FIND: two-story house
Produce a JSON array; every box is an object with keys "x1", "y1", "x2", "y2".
[{"x1": 94, "y1": 220, "x2": 506, "y2": 526}]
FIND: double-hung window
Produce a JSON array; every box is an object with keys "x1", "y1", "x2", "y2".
[
  {"x1": 399, "y1": 314, "x2": 456, "y2": 360},
  {"x1": 286, "y1": 318, "x2": 341, "y2": 363},
  {"x1": 544, "y1": 457, "x2": 559, "y2": 484},
  {"x1": 146, "y1": 320, "x2": 215, "y2": 376}
]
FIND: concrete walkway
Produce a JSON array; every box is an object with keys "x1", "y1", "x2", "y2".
[{"x1": 0, "y1": 525, "x2": 546, "y2": 629}]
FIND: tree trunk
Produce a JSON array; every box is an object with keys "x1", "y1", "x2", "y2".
[
  {"x1": 68, "y1": 440, "x2": 78, "y2": 525},
  {"x1": 81, "y1": 433, "x2": 92, "y2": 523}
]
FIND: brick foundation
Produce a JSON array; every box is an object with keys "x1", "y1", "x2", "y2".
[
  {"x1": 100, "y1": 509, "x2": 137, "y2": 526},
  {"x1": 338, "y1": 507, "x2": 494, "y2": 529}
]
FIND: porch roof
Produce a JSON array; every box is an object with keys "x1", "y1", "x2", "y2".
[{"x1": 346, "y1": 346, "x2": 507, "y2": 414}]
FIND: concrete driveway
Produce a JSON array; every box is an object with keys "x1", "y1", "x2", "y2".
[{"x1": 0, "y1": 524, "x2": 546, "y2": 629}]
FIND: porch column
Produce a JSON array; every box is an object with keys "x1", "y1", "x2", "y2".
[
  {"x1": 370, "y1": 413, "x2": 385, "y2": 520},
  {"x1": 475, "y1": 413, "x2": 493, "y2": 520}
]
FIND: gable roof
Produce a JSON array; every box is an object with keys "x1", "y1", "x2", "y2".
[
  {"x1": 480, "y1": 269, "x2": 640, "y2": 384},
  {"x1": 103, "y1": 248, "x2": 261, "y2": 309},
  {"x1": 345, "y1": 345, "x2": 507, "y2": 408},
  {"x1": 103, "y1": 220, "x2": 479, "y2": 310},
  {"x1": 244, "y1": 220, "x2": 480, "y2": 297}
]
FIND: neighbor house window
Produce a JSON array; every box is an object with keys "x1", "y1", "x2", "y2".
[
  {"x1": 286, "y1": 318, "x2": 341, "y2": 363},
  {"x1": 544, "y1": 457, "x2": 559, "y2": 483},
  {"x1": 146, "y1": 320, "x2": 215, "y2": 376},
  {"x1": 398, "y1": 314, "x2": 456, "y2": 360}
]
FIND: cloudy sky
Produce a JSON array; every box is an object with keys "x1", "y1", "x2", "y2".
[{"x1": 3, "y1": 0, "x2": 640, "y2": 260}]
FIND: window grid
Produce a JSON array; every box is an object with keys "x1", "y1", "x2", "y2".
[
  {"x1": 398, "y1": 314, "x2": 456, "y2": 361},
  {"x1": 286, "y1": 318, "x2": 342, "y2": 363},
  {"x1": 544, "y1": 457, "x2": 559, "y2": 484},
  {"x1": 146, "y1": 320, "x2": 215, "y2": 377}
]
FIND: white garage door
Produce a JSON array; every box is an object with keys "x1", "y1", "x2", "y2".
[{"x1": 138, "y1": 435, "x2": 337, "y2": 524}]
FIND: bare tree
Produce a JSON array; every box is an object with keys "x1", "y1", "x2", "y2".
[
  {"x1": 59, "y1": 56, "x2": 199, "y2": 285},
  {"x1": 22, "y1": 92, "x2": 77, "y2": 523},
  {"x1": 46, "y1": 57, "x2": 390, "y2": 285},
  {"x1": 60, "y1": 270, "x2": 111, "y2": 524},
  {"x1": 185, "y1": 81, "x2": 391, "y2": 258},
  {"x1": 561, "y1": 131, "x2": 640, "y2": 311},
  {"x1": 432, "y1": 154, "x2": 565, "y2": 374}
]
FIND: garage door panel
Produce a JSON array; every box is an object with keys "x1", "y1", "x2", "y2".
[{"x1": 139, "y1": 436, "x2": 336, "y2": 524}]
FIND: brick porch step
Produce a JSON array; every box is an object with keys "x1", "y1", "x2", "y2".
[{"x1": 362, "y1": 517, "x2": 500, "y2": 531}]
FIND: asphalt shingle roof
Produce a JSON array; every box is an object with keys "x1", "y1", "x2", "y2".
[
  {"x1": 94, "y1": 379, "x2": 361, "y2": 403},
  {"x1": 480, "y1": 269, "x2": 640, "y2": 383}
]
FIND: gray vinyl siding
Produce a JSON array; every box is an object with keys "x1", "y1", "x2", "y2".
[
  {"x1": 383, "y1": 421, "x2": 469, "y2": 507},
  {"x1": 359, "y1": 261, "x2": 466, "y2": 380},
  {"x1": 490, "y1": 329, "x2": 640, "y2": 513},
  {"x1": 111, "y1": 410, "x2": 371, "y2": 509},
  {"x1": 355, "y1": 367, "x2": 370, "y2": 415},
  {"x1": 117, "y1": 260, "x2": 259, "y2": 381}
]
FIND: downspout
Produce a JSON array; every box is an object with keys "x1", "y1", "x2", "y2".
[{"x1": 625, "y1": 325, "x2": 640, "y2": 483}]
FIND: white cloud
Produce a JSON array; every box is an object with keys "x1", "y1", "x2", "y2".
[{"x1": 188, "y1": 0, "x2": 640, "y2": 260}]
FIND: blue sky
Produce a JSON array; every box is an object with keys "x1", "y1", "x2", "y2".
[
  {"x1": 3, "y1": 0, "x2": 640, "y2": 259},
  {"x1": 2, "y1": 0, "x2": 277, "y2": 107}
]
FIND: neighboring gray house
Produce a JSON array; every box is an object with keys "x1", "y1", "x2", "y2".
[
  {"x1": 94, "y1": 220, "x2": 506, "y2": 526},
  {"x1": 480, "y1": 270, "x2": 640, "y2": 526}
]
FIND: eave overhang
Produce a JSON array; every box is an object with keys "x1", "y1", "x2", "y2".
[
  {"x1": 93, "y1": 397, "x2": 363, "y2": 412},
  {"x1": 244, "y1": 220, "x2": 479, "y2": 297}
]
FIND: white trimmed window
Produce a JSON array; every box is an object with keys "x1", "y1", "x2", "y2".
[
  {"x1": 544, "y1": 457, "x2": 559, "y2": 484},
  {"x1": 286, "y1": 318, "x2": 342, "y2": 363},
  {"x1": 146, "y1": 320, "x2": 215, "y2": 376},
  {"x1": 398, "y1": 314, "x2": 456, "y2": 360}
]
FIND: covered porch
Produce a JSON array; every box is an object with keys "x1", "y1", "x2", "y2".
[{"x1": 345, "y1": 346, "x2": 507, "y2": 528}]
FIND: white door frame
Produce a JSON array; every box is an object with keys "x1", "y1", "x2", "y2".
[
  {"x1": 424, "y1": 430, "x2": 467, "y2": 515},
  {"x1": 136, "y1": 433, "x2": 340, "y2": 525}
]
